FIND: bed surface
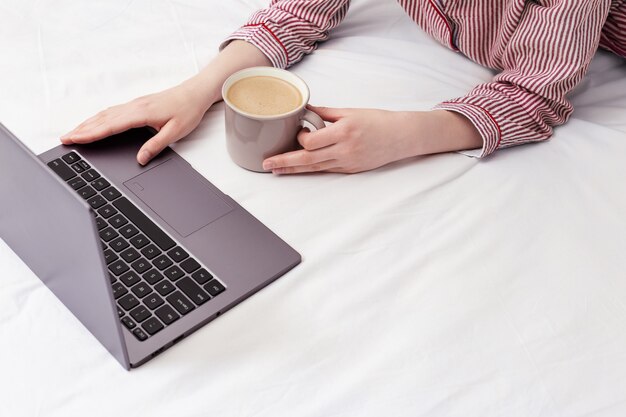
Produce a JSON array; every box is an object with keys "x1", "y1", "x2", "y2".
[{"x1": 2, "y1": 1, "x2": 626, "y2": 416}]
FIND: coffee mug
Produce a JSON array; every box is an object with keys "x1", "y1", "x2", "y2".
[{"x1": 222, "y1": 67, "x2": 325, "y2": 172}]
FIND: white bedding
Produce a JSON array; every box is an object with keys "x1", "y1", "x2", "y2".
[{"x1": 2, "y1": 1, "x2": 626, "y2": 416}]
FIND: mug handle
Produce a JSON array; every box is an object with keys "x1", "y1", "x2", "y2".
[{"x1": 301, "y1": 109, "x2": 326, "y2": 131}]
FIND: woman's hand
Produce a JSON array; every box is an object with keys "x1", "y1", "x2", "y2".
[
  {"x1": 262, "y1": 106, "x2": 483, "y2": 174},
  {"x1": 60, "y1": 40, "x2": 271, "y2": 165},
  {"x1": 60, "y1": 82, "x2": 214, "y2": 165}
]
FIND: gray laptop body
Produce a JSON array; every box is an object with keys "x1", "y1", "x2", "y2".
[{"x1": 0, "y1": 123, "x2": 301, "y2": 369}]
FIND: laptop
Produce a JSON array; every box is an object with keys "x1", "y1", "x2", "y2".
[{"x1": 0, "y1": 123, "x2": 301, "y2": 369}]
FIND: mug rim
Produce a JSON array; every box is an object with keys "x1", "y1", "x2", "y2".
[{"x1": 221, "y1": 67, "x2": 311, "y2": 121}]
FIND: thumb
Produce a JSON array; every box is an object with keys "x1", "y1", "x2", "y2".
[
  {"x1": 136, "y1": 121, "x2": 181, "y2": 165},
  {"x1": 307, "y1": 105, "x2": 348, "y2": 123}
]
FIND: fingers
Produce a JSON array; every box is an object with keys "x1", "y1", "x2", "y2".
[
  {"x1": 306, "y1": 105, "x2": 348, "y2": 123},
  {"x1": 262, "y1": 146, "x2": 337, "y2": 172},
  {"x1": 297, "y1": 121, "x2": 343, "y2": 151},
  {"x1": 136, "y1": 121, "x2": 181, "y2": 165},
  {"x1": 271, "y1": 159, "x2": 339, "y2": 174},
  {"x1": 60, "y1": 102, "x2": 149, "y2": 145}
]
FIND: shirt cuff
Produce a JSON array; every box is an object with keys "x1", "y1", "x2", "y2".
[
  {"x1": 220, "y1": 23, "x2": 290, "y2": 69},
  {"x1": 433, "y1": 101, "x2": 502, "y2": 158}
]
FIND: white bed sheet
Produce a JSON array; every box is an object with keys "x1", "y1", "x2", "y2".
[{"x1": 2, "y1": 1, "x2": 626, "y2": 416}]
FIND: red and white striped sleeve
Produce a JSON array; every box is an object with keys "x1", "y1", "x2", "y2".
[
  {"x1": 434, "y1": 0, "x2": 614, "y2": 157},
  {"x1": 221, "y1": 0, "x2": 351, "y2": 69}
]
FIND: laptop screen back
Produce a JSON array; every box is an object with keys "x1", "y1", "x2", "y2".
[{"x1": 0, "y1": 124, "x2": 129, "y2": 369}]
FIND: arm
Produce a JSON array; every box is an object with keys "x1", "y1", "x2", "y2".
[
  {"x1": 222, "y1": 0, "x2": 351, "y2": 68},
  {"x1": 434, "y1": 0, "x2": 613, "y2": 157},
  {"x1": 262, "y1": 107, "x2": 481, "y2": 174},
  {"x1": 264, "y1": 0, "x2": 612, "y2": 174},
  {"x1": 61, "y1": 40, "x2": 271, "y2": 165},
  {"x1": 62, "y1": 0, "x2": 351, "y2": 164},
  {"x1": 62, "y1": 1, "x2": 351, "y2": 165}
]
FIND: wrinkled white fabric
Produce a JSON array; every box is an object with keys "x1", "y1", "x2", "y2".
[{"x1": 1, "y1": 1, "x2": 626, "y2": 416}]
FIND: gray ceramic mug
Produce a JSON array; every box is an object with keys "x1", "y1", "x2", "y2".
[{"x1": 222, "y1": 67, "x2": 326, "y2": 172}]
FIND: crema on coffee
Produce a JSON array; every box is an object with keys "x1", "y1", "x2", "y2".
[{"x1": 226, "y1": 76, "x2": 302, "y2": 116}]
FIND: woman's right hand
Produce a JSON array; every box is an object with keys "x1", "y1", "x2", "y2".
[{"x1": 60, "y1": 82, "x2": 215, "y2": 165}]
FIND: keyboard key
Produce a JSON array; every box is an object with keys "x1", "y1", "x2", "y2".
[
  {"x1": 164, "y1": 265, "x2": 184, "y2": 281},
  {"x1": 121, "y1": 316, "x2": 136, "y2": 329},
  {"x1": 91, "y1": 177, "x2": 110, "y2": 191},
  {"x1": 119, "y1": 271, "x2": 141, "y2": 287},
  {"x1": 154, "y1": 280, "x2": 175, "y2": 296},
  {"x1": 110, "y1": 273, "x2": 116, "y2": 283},
  {"x1": 143, "y1": 269, "x2": 164, "y2": 285},
  {"x1": 88, "y1": 195, "x2": 107, "y2": 209},
  {"x1": 103, "y1": 249, "x2": 118, "y2": 265},
  {"x1": 117, "y1": 307, "x2": 125, "y2": 317},
  {"x1": 141, "y1": 317, "x2": 164, "y2": 335},
  {"x1": 113, "y1": 197, "x2": 176, "y2": 251},
  {"x1": 118, "y1": 293, "x2": 139, "y2": 311},
  {"x1": 166, "y1": 291, "x2": 195, "y2": 315},
  {"x1": 108, "y1": 214, "x2": 128, "y2": 229},
  {"x1": 111, "y1": 282, "x2": 128, "y2": 299},
  {"x1": 61, "y1": 152, "x2": 80, "y2": 164},
  {"x1": 81, "y1": 169, "x2": 100, "y2": 182},
  {"x1": 120, "y1": 224, "x2": 139, "y2": 239},
  {"x1": 77, "y1": 160, "x2": 90, "y2": 170},
  {"x1": 109, "y1": 237, "x2": 129, "y2": 253},
  {"x1": 71, "y1": 161, "x2": 87, "y2": 173},
  {"x1": 78, "y1": 185, "x2": 96, "y2": 199},
  {"x1": 97, "y1": 204, "x2": 118, "y2": 219},
  {"x1": 130, "y1": 234, "x2": 149, "y2": 249},
  {"x1": 155, "y1": 305, "x2": 180, "y2": 325},
  {"x1": 191, "y1": 269, "x2": 213, "y2": 285},
  {"x1": 141, "y1": 244, "x2": 161, "y2": 260},
  {"x1": 102, "y1": 187, "x2": 122, "y2": 201},
  {"x1": 153, "y1": 254, "x2": 173, "y2": 271},
  {"x1": 180, "y1": 258, "x2": 201, "y2": 274},
  {"x1": 95, "y1": 217, "x2": 107, "y2": 231},
  {"x1": 176, "y1": 277, "x2": 210, "y2": 306},
  {"x1": 130, "y1": 305, "x2": 150, "y2": 323},
  {"x1": 131, "y1": 282, "x2": 151, "y2": 298},
  {"x1": 120, "y1": 247, "x2": 140, "y2": 263},
  {"x1": 108, "y1": 260, "x2": 129, "y2": 276},
  {"x1": 204, "y1": 280, "x2": 226, "y2": 297},
  {"x1": 132, "y1": 327, "x2": 148, "y2": 341},
  {"x1": 99, "y1": 227, "x2": 119, "y2": 242},
  {"x1": 143, "y1": 293, "x2": 164, "y2": 310},
  {"x1": 167, "y1": 247, "x2": 188, "y2": 263},
  {"x1": 67, "y1": 176, "x2": 86, "y2": 190},
  {"x1": 131, "y1": 258, "x2": 152, "y2": 274},
  {"x1": 47, "y1": 158, "x2": 76, "y2": 181}
]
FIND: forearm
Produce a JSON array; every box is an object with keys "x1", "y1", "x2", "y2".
[
  {"x1": 395, "y1": 110, "x2": 483, "y2": 159},
  {"x1": 179, "y1": 40, "x2": 272, "y2": 112}
]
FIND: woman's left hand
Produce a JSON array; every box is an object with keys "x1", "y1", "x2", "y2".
[
  {"x1": 262, "y1": 105, "x2": 420, "y2": 174},
  {"x1": 262, "y1": 105, "x2": 483, "y2": 174}
]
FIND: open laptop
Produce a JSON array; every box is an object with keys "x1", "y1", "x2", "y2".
[{"x1": 0, "y1": 123, "x2": 301, "y2": 369}]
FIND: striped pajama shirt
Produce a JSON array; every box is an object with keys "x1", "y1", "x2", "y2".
[{"x1": 223, "y1": 0, "x2": 626, "y2": 157}]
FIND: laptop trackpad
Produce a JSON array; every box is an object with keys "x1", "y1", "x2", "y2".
[{"x1": 124, "y1": 158, "x2": 233, "y2": 237}]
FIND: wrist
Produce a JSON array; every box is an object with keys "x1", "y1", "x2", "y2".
[
  {"x1": 179, "y1": 76, "x2": 220, "y2": 112},
  {"x1": 397, "y1": 110, "x2": 483, "y2": 157}
]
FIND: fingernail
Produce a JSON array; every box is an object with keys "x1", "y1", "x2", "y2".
[
  {"x1": 138, "y1": 150, "x2": 150, "y2": 165},
  {"x1": 263, "y1": 160, "x2": 274, "y2": 170},
  {"x1": 272, "y1": 168, "x2": 283, "y2": 174}
]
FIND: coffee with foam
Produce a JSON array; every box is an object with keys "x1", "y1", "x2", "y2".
[{"x1": 226, "y1": 76, "x2": 302, "y2": 116}]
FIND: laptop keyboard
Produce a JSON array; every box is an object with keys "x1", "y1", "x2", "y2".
[{"x1": 47, "y1": 151, "x2": 226, "y2": 342}]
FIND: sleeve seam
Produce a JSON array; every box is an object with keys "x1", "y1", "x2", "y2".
[
  {"x1": 242, "y1": 23, "x2": 290, "y2": 66},
  {"x1": 439, "y1": 101, "x2": 503, "y2": 149}
]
